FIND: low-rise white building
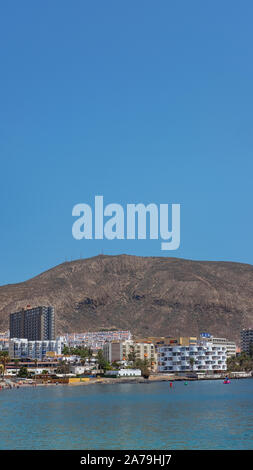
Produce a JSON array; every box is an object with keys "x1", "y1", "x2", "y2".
[
  {"x1": 105, "y1": 369, "x2": 142, "y2": 377},
  {"x1": 9, "y1": 338, "x2": 62, "y2": 360},
  {"x1": 69, "y1": 365, "x2": 91, "y2": 375},
  {"x1": 199, "y1": 334, "x2": 236, "y2": 357},
  {"x1": 60, "y1": 355, "x2": 80, "y2": 363},
  {"x1": 211, "y1": 338, "x2": 236, "y2": 357},
  {"x1": 158, "y1": 343, "x2": 227, "y2": 373}
]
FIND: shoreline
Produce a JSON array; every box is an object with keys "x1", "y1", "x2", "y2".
[
  {"x1": 69, "y1": 374, "x2": 252, "y2": 386},
  {"x1": 1, "y1": 373, "x2": 252, "y2": 390}
]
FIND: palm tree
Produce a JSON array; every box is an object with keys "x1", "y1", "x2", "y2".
[
  {"x1": 34, "y1": 358, "x2": 38, "y2": 382},
  {"x1": 13, "y1": 358, "x2": 20, "y2": 376},
  {"x1": 189, "y1": 357, "x2": 195, "y2": 372},
  {"x1": 134, "y1": 358, "x2": 151, "y2": 378},
  {"x1": 249, "y1": 343, "x2": 253, "y2": 359},
  {"x1": 0, "y1": 352, "x2": 10, "y2": 377},
  {"x1": 56, "y1": 360, "x2": 70, "y2": 376},
  {"x1": 127, "y1": 345, "x2": 137, "y2": 363},
  {"x1": 87, "y1": 348, "x2": 93, "y2": 363}
]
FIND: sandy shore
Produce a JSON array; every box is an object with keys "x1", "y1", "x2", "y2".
[{"x1": 1, "y1": 373, "x2": 251, "y2": 390}]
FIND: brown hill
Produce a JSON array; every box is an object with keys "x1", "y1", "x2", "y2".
[{"x1": 1, "y1": 254, "x2": 253, "y2": 344}]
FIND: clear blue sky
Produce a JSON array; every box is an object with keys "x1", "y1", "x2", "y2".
[{"x1": 0, "y1": 1, "x2": 253, "y2": 285}]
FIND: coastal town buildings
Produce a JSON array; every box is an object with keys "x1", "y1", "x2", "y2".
[
  {"x1": 241, "y1": 328, "x2": 253, "y2": 355},
  {"x1": 0, "y1": 331, "x2": 9, "y2": 352},
  {"x1": 123, "y1": 340, "x2": 157, "y2": 365},
  {"x1": 5, "y1": 360, "x2": 59, "y2": 375},
  {"x1": 9, "y1": 306, "x2": 55, "y2": 341},
  {"x1": 199, "y1": 334, "x2": 236, "y2": 358},
  {"x1": 62, "y1": 330, "x2": 132, "y2": 350},
  {"x1": 103, "y1": 339, "x2": 157, "y2": 369},
  {"x1": 104, "y1": 369, "x2": 142, "y2": 378},
  {"x1": 0, "y1": 331, "x2": 9, "y2": 339},
  {"x1": 0, "y1": 340, "x2": 9, "y2": 352},
  {"x1": 2, "y1": 319, "x2": 240, "y2": 377},
  {"x1": 136, "y1": 336, "x2": 198, "y2": 347},
  {"x1": 103, "y1": 341, "x2": 122, "y2": 363},
  {"x1": 209, "y1": 337, "x2": 236, "y2": 357},
  {"x1": 158, "y1": 342, "x2": 227, "y2": 373},
  {"x1": 135, "y1": 336, "x2": 198, "y2": 357},
  {"x1": 69, "y1": 365, "x2": 90, "y2": 375},
  {"x1": 9, "y1": 338, "x2": 62, "y2": 360}
]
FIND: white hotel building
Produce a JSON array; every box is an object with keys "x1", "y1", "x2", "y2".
[
  {"x1": 158, "y1": 343, "x2": 227, "y2": 373},
  {"x1": 9, "y1": 338, "x2": 63, "y2": 360}
]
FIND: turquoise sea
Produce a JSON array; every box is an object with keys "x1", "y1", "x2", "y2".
[{"x1": 0, "y1": 379, "x2": 252, "y2": 450}]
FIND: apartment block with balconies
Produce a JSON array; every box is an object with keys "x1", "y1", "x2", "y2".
[
  {"x1": 9, "y1": 338, "x2": 62, "y2": 360},
  {"x1": 9, "y1": 306, "x2": 55, "y2": 341},
  {"x1": 103, "y1": 339, "x2": 157, "y2": 369},
  {"x1": 158, "y1": 342, "x2": 227, "y2": 374}
]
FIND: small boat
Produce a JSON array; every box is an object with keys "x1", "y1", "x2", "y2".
[{"x1": 223, "y1": 379, "x2": 231, "y2": 384}]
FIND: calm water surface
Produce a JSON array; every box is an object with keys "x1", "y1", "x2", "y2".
[{"x1": 0, "y1": 379, "x2": 252, "y2": 449}]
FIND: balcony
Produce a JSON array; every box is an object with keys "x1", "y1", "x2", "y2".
[
  {"x1": 181, "y1": 361, "x2": 189, "y2": 367},
  {"x1": 189, "y1": 346, "x2": 198, "y2": 352},
  {"x1": 196, "y1": 360, "x2": 206, "y2": 366},
  {"x1": 163, "y1": 361, "x2": 173, "y2": 366},
  {"x1": 171, "y1": 347, "x2": 182, "y2": 353},
  {"x1": 172, "y1": 357, "x2": 181, "y2": 362}
]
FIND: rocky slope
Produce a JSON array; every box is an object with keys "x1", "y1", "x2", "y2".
[{"x1": 1, "y1": 254, "x2": 253, "y2": 343}]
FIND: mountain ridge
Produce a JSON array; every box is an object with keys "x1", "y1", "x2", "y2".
[{"x1": 1, "y1": 254, "x2": 253, "y2": 344}]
